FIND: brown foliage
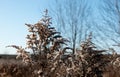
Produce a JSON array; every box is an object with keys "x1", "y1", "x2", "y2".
[{"x1": 3, "y1": 9, "x2": 120, "y2": 77}]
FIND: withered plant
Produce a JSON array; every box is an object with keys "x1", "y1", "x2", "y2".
[
  {"x1": 7, "y1": 9, "x2": 72, "y2": 77},
  {"x1": 4, "y1": 9, "x2": 117, "y2": 77},
  {"x1": 102, "y1": 48, "x2": 120, "y2": 77},
  {"x1": 75, "y1": 33, "x2": 108, "y2": 77}
]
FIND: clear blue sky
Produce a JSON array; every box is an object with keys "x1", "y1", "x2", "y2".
[{"x1": 0, "y1": 0, "x2": 52, "y2": 54}]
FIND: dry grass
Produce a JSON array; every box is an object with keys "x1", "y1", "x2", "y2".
[{"x1": 1, "y1": 9, "x2": 120, "y2": 77}]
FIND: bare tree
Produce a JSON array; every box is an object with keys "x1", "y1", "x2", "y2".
[
  {"x1": 51, "y1": 0, "x2": 91, "y2": 54},
  {"x1": 99, "y1": 0, "x2": 120, "y2": 46}
]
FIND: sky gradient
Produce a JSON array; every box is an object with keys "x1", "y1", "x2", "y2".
[{"x1": 0, "y1": 0, "x2": 51, "y2": 54}]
